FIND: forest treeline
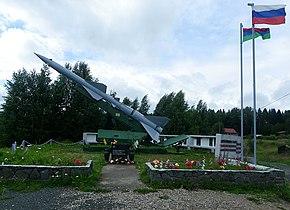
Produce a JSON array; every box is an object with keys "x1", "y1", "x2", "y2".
[{"x1": 0, "y1": 62, "x2": 289, "y2": 146}]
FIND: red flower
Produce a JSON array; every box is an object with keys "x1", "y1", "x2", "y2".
[
  {"x1": 74, "y1": 159, "x2": 83, "y2": 165},
  {"x1": 166, "y1": 162, "x2": 172, "y2": 168},
  {"x1": 243, "y1": 165, "x2": 256, "y2": 170},
  {"x1": 243, "y1": 165, "x2": 249, "y2": 170},
  {"x1": 186, "y1": 161, "x2": 193, "y2": 168}
]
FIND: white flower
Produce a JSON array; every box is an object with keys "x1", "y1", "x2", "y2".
[
  {"x1": 75, "y1": 176, "x2": 79, "y2": 178},
  {"x1": 22, "y1": 157, "x2": 25, "y2": 160},
  {"x1": 38, "y1": 147, "x2": 41, "y2": 150},
  {"x1": 4, "y1": 158, "x2": 8, "y2": 161},
  {"x1": 1, "y1": 162, "x2": 4, "y2": 165}
]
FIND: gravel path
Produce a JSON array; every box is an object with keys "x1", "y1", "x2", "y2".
[
  {"x1": 1, "y1": 187, "x2": 289, "y2": 210},
  {"x1": 97, "y1": 164, "x2": 146, "y2": 191}
]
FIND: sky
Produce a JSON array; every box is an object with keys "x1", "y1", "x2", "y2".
[{"x1": 0, "y1": 0, "x2": 289, "y2": 112}]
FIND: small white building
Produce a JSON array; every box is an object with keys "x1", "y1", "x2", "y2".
[
  {"x1": 159, "y1": 134, "x2": 216, "y2": 152},
  {"x1": 83, "y1": 132, "x2": 98, "y2": 144}
]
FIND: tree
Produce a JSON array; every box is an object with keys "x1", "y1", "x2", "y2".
[
  {"x1": 243, "y1": 107, "x2": 253, "y2": 135},
  {"x1": 225, "y1": 108, "x2": 240, "y2": 134},
  {"x1": 284, "y1": 110, "x2": 290, "y2": 134},
  {"x1": 2, "y1": 69, "x2": 32, "y2": 143},
  {"x1": 154, "y1": 91, "x2": 188, "y2": 134},
  {"x1": 131, "y1": 97, "x2": 139, "y2": 110},
  {"x1": 51, "y1": 62, "x2": 105, "y2": 140},
  {"x1": 0, "y1": 111, "x2": 5, "y2": 147},
  {"x1": 194, "y1": 100, "x2": 211, "y2": 134},
  {"x1": 3, "y1": 61, "x2": 290, "y2": 145},
  {"x1": 184, "y1": 105, "x2": 199, "y2": 134},
  {"x1": 154, "y1": 92, "x2": 175, "y2": 116},
  {"x1": 122, "y1": 97, "x2": 132, "y2": 106},
  {"x1": 2, "y1": 66, "x2": 53, "y2": 144},
  {"x1": 138, "y1": 94, "x2": 150, "y2": 115},
  {"x1": 214, "y1": 109, "x2": 226, "y2": 134},
  {"x1": 30, "y1": 66, "x2": 53, "y2": 142}
]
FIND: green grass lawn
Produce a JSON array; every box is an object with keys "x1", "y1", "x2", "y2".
[
  {"x1": 0, "y1": 144, "x2": 98, "y2": 166},
  {"x1": 0, "y1": 143, "x2": 106, "y2": 194}
]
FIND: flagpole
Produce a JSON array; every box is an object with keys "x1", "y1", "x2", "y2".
[
  {"x1": 240, "y1": 23, "x2": 244, "y2": 161},
  {"x1": 248, "y1": 3, "x2": 257, "y2": 165}
]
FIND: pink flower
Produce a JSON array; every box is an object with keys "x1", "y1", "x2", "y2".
[
  {"x1": 153, "y1": 159, "x2": 160, "y2": 165},
  {"x1": 74, "y1": 159, "x2": 83, "y2": 165}
]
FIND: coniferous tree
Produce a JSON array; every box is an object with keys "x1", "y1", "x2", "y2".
[
  {"x1": 131, "y1": 97, "x2": 139, "y2": 110},
  {"x1": 225, "y1": 108, "x2": 240, "y2": 134},
  {"x1": 195, "y1": 100, "x2": 211, "y2": 134},
  {"x1": 138, "y1": 94, "x2": 150, "y2": 115}
]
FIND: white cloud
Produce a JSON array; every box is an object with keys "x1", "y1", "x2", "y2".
[{"x1": 0, "y1": 0, "x2": 289, "y2": 113}]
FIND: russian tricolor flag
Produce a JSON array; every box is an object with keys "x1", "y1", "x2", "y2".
[{"x1": 253, "y1": 5, "x2": 286, "y2": 25}]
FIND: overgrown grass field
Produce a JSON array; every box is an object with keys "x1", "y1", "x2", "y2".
[{"x1": 244, "y1": 138, "x2": 290, "y2": 165}]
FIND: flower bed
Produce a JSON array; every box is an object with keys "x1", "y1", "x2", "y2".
[
  {"x1": 146, "y1": 159, "x2": 285, "y2": 187},
  {"x1": 151, "y1": 159, "x2": 257, "y2": 171}
]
